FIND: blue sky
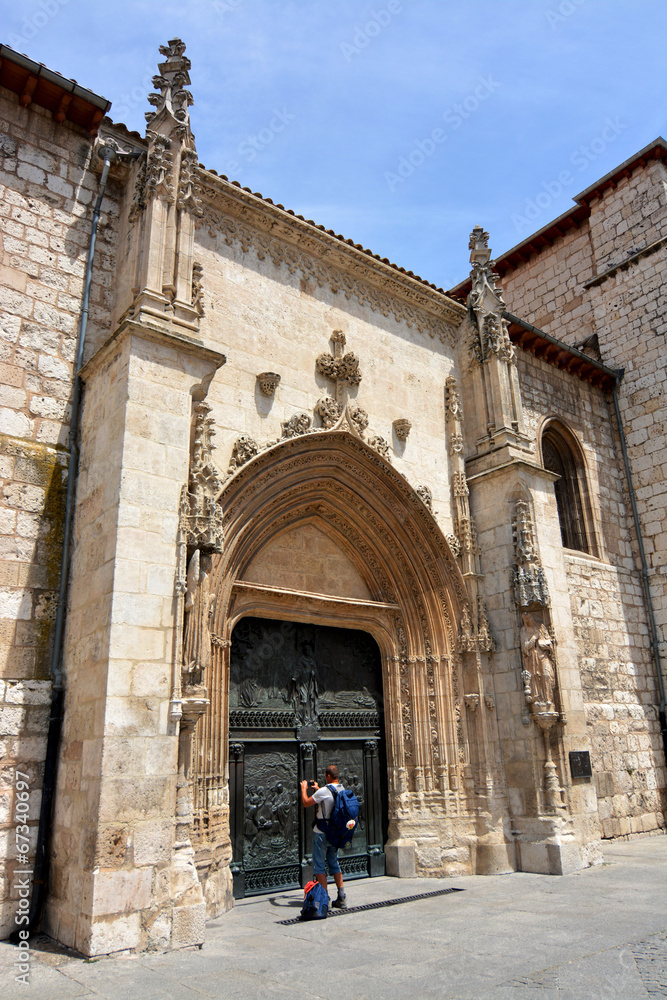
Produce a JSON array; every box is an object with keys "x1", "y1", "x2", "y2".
[{"x1": 2, "y1": 0, "x2": 666, "y2": 288}]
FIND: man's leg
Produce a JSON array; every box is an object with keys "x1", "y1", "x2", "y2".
[
  {"x1": 312, "y1": 833, "x2": 328, "y2": 891},
  {"x1": 328, "y1": 847, "x2": 347, "y2": 907}
]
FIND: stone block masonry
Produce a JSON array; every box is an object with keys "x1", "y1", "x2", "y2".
[
  {"x1": 0, "y1": 89, "x2": 120, "y2": 937},
  {"x1": 501, "y1": 155, "x2": 667, "y2": 678}
]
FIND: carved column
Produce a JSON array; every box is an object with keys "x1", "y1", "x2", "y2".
[
  {"x1": 445, "y1": 375, "x2": 495, "y2": 801},
  {"x1": 511, "y1": 496, "x2": 565, "y2": 812}
]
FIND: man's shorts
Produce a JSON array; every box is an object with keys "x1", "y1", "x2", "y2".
[{"x1": 312, "y1": 830, "x2": 342, "y2": 875}]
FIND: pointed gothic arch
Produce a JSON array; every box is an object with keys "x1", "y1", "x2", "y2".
[
  {"x1": 191, "y1": 428, "x2": 494, "y2": 905},
  {"x1": 540, "y1": 419, "x2": 598, "y2": 556}
]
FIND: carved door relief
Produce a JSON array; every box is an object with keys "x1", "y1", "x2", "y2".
[{"x1": 228, "y1": 617, "x2": 387, "y2": 897}]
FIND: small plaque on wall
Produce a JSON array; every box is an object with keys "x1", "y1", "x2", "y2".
[{"x1": 569, "y1": 750, "x2": 592, "y2": 779}]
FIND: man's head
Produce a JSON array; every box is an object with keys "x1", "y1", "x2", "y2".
[{"x1": 325, "y1": 765, "x2": 339, "y2": 782}]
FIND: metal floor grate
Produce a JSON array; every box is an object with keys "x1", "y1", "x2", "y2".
[{"x1": 277, "y1": 886, "x2": 464, "y2": 924}]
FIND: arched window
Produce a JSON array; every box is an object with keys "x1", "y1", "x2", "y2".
[{"x1": 541, "y1": 423, "x2": 594, "y2": 555}]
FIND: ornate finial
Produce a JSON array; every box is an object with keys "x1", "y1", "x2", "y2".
[
  {"x1": 468, "y1": 225, "x2": 491, "y2": 263},
  {"x1": 316, "y1": 330, "x2": 362, "y2": 406},
  {"x1": 467, "y1": 226, "x2": 514, "y2": 364},
  {"x1": 146, "y1": 38, "x2": 194, "y2": 130}
]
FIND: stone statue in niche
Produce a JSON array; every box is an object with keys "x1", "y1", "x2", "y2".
[
  {"x1": 520, "y1": 612, "x2": 556, "y2": 709},
  {"x1": 183, "y1": 549, "x2": 215, "y2": 686}
]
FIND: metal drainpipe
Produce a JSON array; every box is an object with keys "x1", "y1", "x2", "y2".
[
  {"x1": 22, "y1": 144, "x2": 117, "y2": 937},
  {"x1": 611, "y1": 380, "x2": 667, "y2": 765}
]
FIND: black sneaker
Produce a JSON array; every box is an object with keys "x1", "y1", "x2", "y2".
[{"x1": 332, "y1": 895, "x2": 347, "y2": 909}]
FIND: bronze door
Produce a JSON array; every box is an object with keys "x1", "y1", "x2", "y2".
[{"x1": 228, "y1": 617, "x2": 387, "y2": 897}]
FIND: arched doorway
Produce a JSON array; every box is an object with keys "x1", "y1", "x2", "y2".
[
  {"x1": 189, "y1": 427, "x2": 505, "y2": 913},
  {"x1": 228, "y1": 616, "x2": 387, "y2": 896}
]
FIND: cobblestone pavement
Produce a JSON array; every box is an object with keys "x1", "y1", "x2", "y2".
[{"x1": 1, "y1": 835, "x2": 665, "y2": 1000}]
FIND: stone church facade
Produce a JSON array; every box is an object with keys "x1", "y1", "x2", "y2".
[{"x1": 0, "y1": 39, "x2": 664, "y2": 955}]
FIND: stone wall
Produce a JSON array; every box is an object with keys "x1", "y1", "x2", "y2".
[
  {"x1": 566, "y1": 553, "x2": 666, "y2": 837},
  {"x1": 0, "y1": 89, "x2": 119, "y2": 937},
  {"x1": 501, "y1": 158, "x2": 667, "y2": 676},
  {"x1": 513, "y1": 346, "x2": 666, "y2": 835},
  {"x1": 194, "y1": 214, "x2": 461, "y2": 531}
]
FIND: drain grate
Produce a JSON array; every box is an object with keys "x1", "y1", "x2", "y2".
[{"x1": 277, "y1": 886, "x2": 464, "y2": 925}]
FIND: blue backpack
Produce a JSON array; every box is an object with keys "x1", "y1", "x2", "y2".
[
  {"x1": 300, "y1": 879, "x2": 330, "y2": 920},
  {"x1": 321, "y1": 784, "x2": 360, "y2": 850}
]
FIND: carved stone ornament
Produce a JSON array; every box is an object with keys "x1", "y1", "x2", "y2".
[
  {"x1": 457, "y1": 597, "x2": 495, "y2": 653},
  {"x1": 464, "y1": 693, "x2": 480, "y2": 711},
  {"x1": 449, "y1": 432, "x2": 464, "y2": 455},
  {"x1": 368, "y1": 435, "x2": 390, "y2": 461},
  {"x1": 416, "y1": 484, "x2": 433, "y2": 510},
  {"x1": 145, "y1": 133, "x2": 173, "y2": 202},
  {"x1": 446, "y1": 533, "x2": 461, "y2": 557},
  {"x1": 182, "y1": 548, "x2": 215, "y2": 685},
  {"x1": 511, "y1": 498, "x2": 550, "y2": 608},
  {"x1": 445, "y1": 375, "x2": 463, "y2": 420},
  {"x1": 180, "y1": 402, "x2": 224, "y2": 552},
  {"x1": 484, "y1": 694, "x2": 495, "y2": 711},
  {"x1": 393, "y1": 418, "x2": 412, "y2": 441},
  {"x1": 513, "y1": 498, "x2": 537, "y2": 564},
  {"x1": 281, "y1": 412, "x2": 312, "y2": 438},
  {"x1": 146, "y1": 38, "x2": 194, "y2": 127},
  {"x1": 520, "y1": 611, "x2": 556, "y2": 712},
  {"x1": 315, "y1": 394, "x2": 341, "y2": 428},
  {"x1": 228, "y1": 434, "x2": 259, "y2": 474},
  {"x1": 191, "y1": 262, "x2": 204, "y2": 317},
  {"x1": 512, "y1": 566, "x2": 550, "y2": 608},
  {"x1": 467, "y1": 225, "x2": 515, "y2": 365},
  {"x1": 257, "y1": 372, "x2": 281, "y2": 396},
  {"x1": 316, "y1": 330, "x2": 362, "y2": 395},
  {"x1": 177, "y1": 147, "x2": 203, "y2": 216},
  {"x1": 349, "y1": 403, "x2": 369, "y2": 435}
]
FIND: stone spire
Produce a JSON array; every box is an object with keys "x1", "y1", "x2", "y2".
[
  {"x1": 127, "y1": 38, "x2": 204, "y2": 332},
  {"x1": 464, "y1": 227, "x2": 529, "y2": 457},
  {"x1": 146, "y1": 38, "x2": 194, "y2": 136}
]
